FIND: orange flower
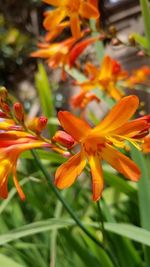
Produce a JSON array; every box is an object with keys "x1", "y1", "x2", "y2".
[
  {"x1": 78, "y1": 56, "x2": 128, "y2": 101},
  {"x1": 142, "y1": 136, "x2": 150, "y2": 153},
  {"x1": 31, "y1": 34, "x2": 101, "y2": 78},
  {"x1": 55, "y1": 95, "x2": 148, "y2": 201},
  {"x1": 125, "y1": 66, "x2": 150, "y2": 88},
  {"x1": 70, "y1": 91, "x2": 100, "y2": 109},
  {"x1": 43, "y1": 0, "x2": 99, "y2": 39},
  {"x1": 44, "y1": 21, "x2": 71, "y2": 42},
  {"x1": 0, "y1": 129, "x2": 51, "y2": 200}
]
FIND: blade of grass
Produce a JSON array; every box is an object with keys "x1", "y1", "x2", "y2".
[
  {"x1": 131, "y1": 147, "x2": 150, "y2": 265},
  {"x1": 35, "y1": 62, "x2": 56, "y2": 136},
  {"x1": 140, "y1": 0, "x2": 150, "y2": 52}
]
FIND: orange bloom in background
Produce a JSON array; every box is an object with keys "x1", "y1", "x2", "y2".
[
  {"x1": 125, "y1": 66, "x2": 150, "y2": 88},
  {"x1": 70, "y1": 91, "x2": 100, "y2": 109},
  {"x1": 142, "y1": 136, "x2": 150, "y2": 153},
  {"x1": 44, "y1": 21, "x2": 71, "y2": 42},
  {"x1": 31, "y1": 34, "x2": 101, "y2": 79},
  {"x1": 43, "y1": 0, "x2": 100, "y2": 39},
  {"x1": 0, "y1": 129, "x2": 51, "y2": 200},
  {"x1": 55, "y1": 95, "x2": 149, "y2": 201},
  {"x1": 77, "y1": 55, "x2": 128, "y2": 101}
]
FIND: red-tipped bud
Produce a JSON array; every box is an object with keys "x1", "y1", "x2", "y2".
[
  {"x1": 52, "y1": 130, "x2": 75, "y2": 149},
  {"x1": 36, "y1": 116, "x2": 48, "y2": 134},
  {"x1": 2, "y1": 103, "x2": 10, "y2": 114},
  {"x1": 14, "y1": 102, "x2": 24, "y2": 122}
]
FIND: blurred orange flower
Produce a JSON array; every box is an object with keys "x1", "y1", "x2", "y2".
[
  {"x1": 43, "y1": 0, "x2": 99, "y2": 39},
  {"x1": 55, "y1": 95, "x2": 148, "y2": 201},
  {"x1": 31, "y1": 34, "x2": 101, "y2": 79},
  {"x1": 77, "y1": 56, "x2": 128, "y2": 101},
  {"x1": 70, "y1": 91, "x2": 100, "y2": 109},
  {"x1": 125, "y1": 66, "x2": 150, "y2": 88}
]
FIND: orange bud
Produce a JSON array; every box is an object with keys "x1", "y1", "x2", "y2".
[
  {"x1": 2, "y1": 103, "x2": 10, "y2": 114},
  {"x1": 36, "y1": 116, "x2": 48, "y2": 134},
  {"x1": 14, "y1": 102, "x2": 24, "y2": 122},
  {"x1": 52, "y1": 130, "x2": 75, "y2": 148}
]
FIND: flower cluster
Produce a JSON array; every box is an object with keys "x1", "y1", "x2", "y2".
[
  {"x1": 0, "y1": 86, "x2": 149, "y2": 201},
  {"x1": 1, "y1": 0, "x2": 150, "y2": 203}
]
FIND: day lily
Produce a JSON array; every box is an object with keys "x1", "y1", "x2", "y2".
[
  {"x1": 125, "y1": 66, "x2": 150, "y2": 88},
  {"x1": 0, "y1": 129, "x2": 52, "y2": 200},
  {"x1": 43, "y1": 0, "x2": 99, "y2": 39},
  {"x1": 31, "y1": 34, "x2": 101, "y2": 78},
  {"x1": 55, "y1": 95, "x2": 148, "y2": 201},
  {"x1": 78, "y1": 56, "x2": 128, "y2": 101}
]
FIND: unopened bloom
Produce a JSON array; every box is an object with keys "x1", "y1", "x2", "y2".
[
  {"x1": 43, "y1": 0, "x2": 99, "y2": 39},
  {"x1": 78, "y1": 56, "x2": 128, "y2": 101},
  {"x1": 55, "y1": 95, "x2": 148, "y2": 201},
  {"x1": 52, "y1": 130, "x2": 75, "y2": 148}
]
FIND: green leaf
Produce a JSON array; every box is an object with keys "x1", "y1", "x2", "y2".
[
  {"x1": 140, "y1": 0, "x2": 150, "y2": 52},
  {"x1": 1, "y1": 218, "x2": 150, "y2": 248},
  {"x1": 21, "y1": 150, "x2": 65, "y2": 164},
  {"x1": 90, "y1": 19, "x2": 104, "y2": 62},
  {"x1": 105, "y1": 223, "x2": 150, "y2": 247},
  {"x1": 63, "y1": 230, "x2": 100, "y2": 267},
  {"x1": 131, "y1": 147, "x2": 150, "y2": 264},
  {"x1": 0, "y1": 219, "x2": 74, "y2": 245},
  {"x1": 104, "y1": 171, "x2": 137, "y2": 198},
  {"x1": 0, "y1": 254, "x2": 24, "y2": 267},
  {"x1": 35, "y1": 62, "x2": 56, "y2": 136},
  {"x1": 102, "y1": 200, "x2": 142, "y2": 267}
]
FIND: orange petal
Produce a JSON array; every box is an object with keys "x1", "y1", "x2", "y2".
[
  {"x1": 0, "y1": 176, "x2": 8, "y2": 199},
  {"x1": 87, "y1": 0, "x2": 99, "y2": 9},
  {"x1": 113, "y1": 120, "x2": 148, "y2": 137},
  {"x1": 88, "y1": 154, "x2": 104, "y2": 201},
  {"x1": 107, "y1": 82, "x2": 124, "y2": 101},
  {"x1": 69, "y1": 36, "x2": 99, "y2": 68},
  {"x1": 13, "y1": 168, "x2": 25, "y2": 201},
  {"x1": 84, "y1": 62, "x2": 99, "y2": 78},
  {"x1": 80, "y1": 2, "x2": 99, "y2": 19},
  {"x1": 43, "y1": 8, "x2": 66, "y2": 31},
  {"x1": 93, "y1": 95, "x2": 139, "y2": 134},
  {"x1": 102, "y1": 144, "x2": 141, "y2": 181},
  {"x1": 99, "y1": 56, "x2": 113, "y2": 81},
  {"x1": 58, "y1": 111, "x2": 91, "y2": 141},
  {"x1": 55, "y1": 151, "x2": 86, "y2": 189},
  {"x1": 70, "y1": 13, "x2": 81, "y2": 39}
]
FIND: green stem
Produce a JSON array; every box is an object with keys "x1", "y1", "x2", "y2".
[
  {"x1": 140, "y1": 0, "x2": 150, "y2": 52},
  {"x1": 31, "y1": 150, "x2": 117, "y2": 266},
  {"x1": 97, "y1": 201, "x2": 106, "y2": 245}
]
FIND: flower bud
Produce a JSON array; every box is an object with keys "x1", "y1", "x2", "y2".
[
  {"x1": 128, "y1": 34, "x2": 136, "y2": 46},
  {"x1": 36, "y1": 116, "x2": 48, "y2": 134},
  {"x1": 52, "y1": 130, "x2": 75, "y2": 148},
  {"x1": 14, "y1": 102, "x2": 24, "y2": 122},
  {"x1": 108, "y1": 25, "x2": 117, "y2": 36}
]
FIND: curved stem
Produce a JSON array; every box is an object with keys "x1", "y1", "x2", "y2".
[{"x1": 31, "y1": 149, "x2": 118, "y2": 266}]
